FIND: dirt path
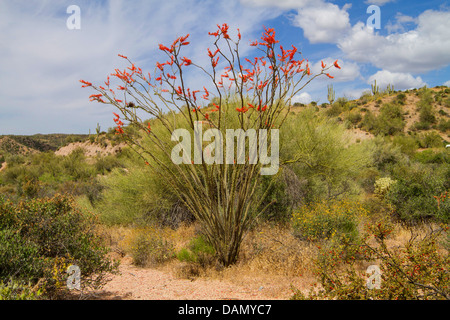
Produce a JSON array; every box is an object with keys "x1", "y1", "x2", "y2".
[{"x1": 92, "y1": 257, "x2": 298, "y2": 300}]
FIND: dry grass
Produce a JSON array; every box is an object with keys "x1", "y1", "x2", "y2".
[{"x1": 98, "y1": 217, "x2": 448, "y2": 299}]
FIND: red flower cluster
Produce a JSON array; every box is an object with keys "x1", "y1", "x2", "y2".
[
  {"x1": 113, "y1": 112, "x2": 124, "y2": 134},
  {"x1": 209, "y1": 23, "x2": 230, "y2": 39}
]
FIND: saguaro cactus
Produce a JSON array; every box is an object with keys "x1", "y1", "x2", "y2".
[
  {"x1": 371, "y1": 79, "x2": 379, "y2": 96},
  {"x1": 386, "y1": 83, "x2": 394, "y2": 95},
  {"x1": 327, "y1": 84, "x2": 335, "y2": 105}
]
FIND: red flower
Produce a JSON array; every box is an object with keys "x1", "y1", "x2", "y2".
[
  {"x1": 333, "y1": 60, "x2": 341, "y2": 69},
  {"x1": 159, "y1": 44, "x2": 171, "y2": 52},
  {"x1": 321, "y1": 61, "x2": 326, "y2": 69},
  {"x1": 80, "y1": 80, "x2": 92, "y2": 88},
  {"x1": 181, "y1": 57, "x2": 192, "y2": 66},
  {"x1": 202, "y1": 87, "x2": 209, "y2": 100},
  {"x1": 326, "y1": 73, "x2": 334, "y2": 79},
  {"x1": 118, "y1": 54, "x2": 128, "y2": 59},
  {"x1": 212, "y1": 56, "x2": 219, "y2": 68}
]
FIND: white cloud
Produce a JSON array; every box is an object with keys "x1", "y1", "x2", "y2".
[
  {"x1": 443, "y1": 80, "x2": 450, "y2": 87},
  {"x1": 0, "y1": 0, "x2": 277, "y2": 134},
  {"x1": 311, "y1": 58, "x2": 361, "y2": 82},
  {"x1": 338, "y1": 10, "x2": 450, "y2": 74},
  {"x1": 367, "y1": 70, "x2": 427, "y2": 90},
  {"x1": 342, "y1": 88, "x2": 369, "y2": 100},
  {"x1": 242, "y1": 0, "x2": 351, "y2": 44},
  {"x1": 364, "y1": 0, "x2": 395, "y2": 5},
  {"x1": 386, "y1": 13, "x2": 418, "y2": 33},
  {"x1": 292, "y1": 92, "x2": 312, "y2": 104},
  {"x1": 292, "y1": 2, "x2": 351, "y2": 43},
  {"x1": 240, "y1": 0, "x2": 314, "y2": 9}
]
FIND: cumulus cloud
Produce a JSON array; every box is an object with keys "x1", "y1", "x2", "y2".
[
  {"x1": 311, "y1": 58, "x2": 361, "y2": 82},
  {"x1": 292, "y1": 2, "x2": 351, "y2": 44},
  {"x1": 242, "y1": 0, "x2": 351, "y2": 44},
  {"x1": 443, "y1": 80, "x2": 450, "y2": 87},
  {"x1": 338, "y1": 10, "x2": 450, "y2": 74},
  {"x1": 364, "y1": 0, "x2": 395, "y2": 5},
  {"x1": 367, "y1": 70, "x2": 427, "y2": 90},
  {"x1": 292, "y1": 92, "x2": 312, "y2": 104},
  {"x1": 386, "y1": 13, "x2": 418, "y2": 33},
  {"x1": 240, "y1": 0, "x2": 314, "y2": 9},
  {"x1": 0, "y1": 0, "x2": 276, "y2": 134}
]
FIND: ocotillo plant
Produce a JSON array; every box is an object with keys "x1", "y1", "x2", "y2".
[
  {"x1": 327, "y1": 84, "x2": 335, "y2": 105},
  {"x1": 81, "y1": 24, "x2": 340, "y2": 266}
]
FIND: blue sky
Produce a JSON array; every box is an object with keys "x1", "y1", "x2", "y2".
[{"x1": 1, "y1": 0, "x2": 449, "y2": 135}]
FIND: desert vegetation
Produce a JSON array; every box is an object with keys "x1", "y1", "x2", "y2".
[{"x1": 0, "y1": 25, "x2": 449, "y2": 300}]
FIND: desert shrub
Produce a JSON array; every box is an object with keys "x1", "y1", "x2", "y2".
[
  {"x1": 412, "y1": 121, "x2": 431, "y2": 131},
  {"x1": 95, "y1": 161, "x2": 189, "y2": 226},
  {"x1": 414, "y1": 149, "x2": 449, "y2": 164},
  {"x1": 438, "y1": 119, "x2": 450, "y2": 132},
  {"x1": 443, "y1": 96, "x2": 450, "y2": 108},
  {"x1": 361, "y1": 110, "x2": 377, "y2": 132},
  {"x1": 387, "y1": 163, "x2": 450, "y2": 222},
  {"x1": 94, "y1": 155, "x2": 123, "y2": 175},
  {"x1": 395, "y1": 92, "x2": 407, "y2": 105},
  {"x1": 128, "y1": 227, "x2": 175, "y2": 267},
  {"x1": 392, "y1": 135, "x2": 419, "y2": 158},
  {"x1": 362, "y1": 136, "x2": 407, "y2": 174},
  {"x1": 417, "y1": 90, "x2": 437, "y2": 124},
  {"x1": 292, "y1": 220, "x2": 450, "y2": 300},
  {"x1": 416, "y1": 131, "x2": 443, "y2": 148},
  {"x1": 176, "y1": 235, "x2": 216, "y2": 268},
  {"x1": 346, "y1": 110, "x2": 362, "y2": 125},
  {"x1": 291, "y1": 200, "x2": 368, "y2": 242},
  {"x1": 0, "y1": 195, "x2": 118, "y2": 298},
  {"x1": 281, "y1": 108, "x2": 372, "y2": 202},
  {"x1": 325, "y1": 98, "x2": 348, "y2": 117},
  {"x1": 374, "y1": 103, "x2": 405, "y2": 136},
  {"x1": 254, "y1": 167, "x2": 305, "y2": 223},
  {"x1": 0, "y1": 279, "x2": 43, "y2": 300}
]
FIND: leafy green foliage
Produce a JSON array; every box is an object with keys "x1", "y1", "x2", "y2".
[
  {"x1": 292, "y1": 220, "x2": 449, "y2": 300},
  {"x1": 0, "y1": 195, "x2": 118, "y2": 298},
  {"x1": 387, "y1": 163, "x2": 449, "y2": 222},
  {"x1": 291, "y1": 200, "x2": 367, "y2": 242},
  {"x1": 176, "y1": 235, "x2": 216, "y2": 268}
]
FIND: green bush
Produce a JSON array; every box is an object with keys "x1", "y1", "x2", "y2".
[
  {"x1": 438, "y1": 119, "x2": 450, "y2": 132},
  {"x1": 392, "y1": 135, "x2": 419, "y2": 158},
  {"x1": 416, "y1": 131, "x2": 443, "y2": 148},
  {"x1": 374, "y1": 103, "x2": 405, "y2": 136},
  {"x1": 417, "y1": 90, "x2": 437, "y2": 124},
  {"x1": 0, "y1": 279, "x2": 43, "y2": 300},
  {"x1": 176, "y1": 235, "x2": 216, "y2": 268},
  {"x1": 293, "y1": 220, "x2": 450, "y2": 300},
  {"x1": 387, "y1": 164, "x2": 450, "y2": 222},
  {"x1": 414, "y1": 149, "x2": 449, "y2": 164},
  {"x1": 281, "y1": 108, "x2": 372, "y2": 203},
  {"x1": 291, "y1": 200, "x2": 368, "y2": 242},
  {"x1": 346, "y1": 110, "x2": 362, "y2": 125},
  {"x1": 0, "y1": 195, "x2": 118, "y2": 298}
]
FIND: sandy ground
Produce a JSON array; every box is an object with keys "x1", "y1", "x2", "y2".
[
  {"x1": 90, "y1": 256, "x2": 303, "y2": 300},
  {"x1": 55, "y1": 141, "x2": 125, "y2": 158}
]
